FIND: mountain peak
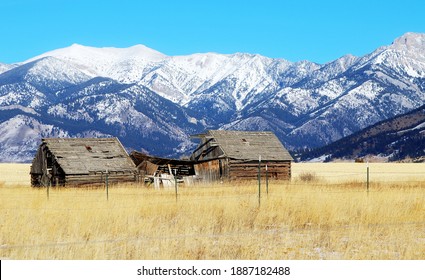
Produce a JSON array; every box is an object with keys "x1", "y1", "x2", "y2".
[
  {"x1": 25, "y1": 43, "x2": 167, "y2": 65},
  {"x1": 22, "y1": 43, "x2": 168, "y2": 80},
  {"x1": 391, "y1": 32, "x2": 425, "y2": 51}
]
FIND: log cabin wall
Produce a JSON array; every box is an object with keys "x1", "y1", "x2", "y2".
[
  {"x1": 227, "y1": 160, "x2": 291, "y2": 180},
  {"x1": 64, "y1": 171, "x2": 137, "y2": 186}
]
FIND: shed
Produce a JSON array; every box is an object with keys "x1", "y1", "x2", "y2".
[
  {"x1": 190, "y1": 130, "x2": 293, "y2": 181},
  {"x1": 30, "y1": 138, "x2": 137, "y2": 187}
]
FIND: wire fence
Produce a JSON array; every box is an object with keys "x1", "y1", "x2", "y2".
[
  {"x1": 1, "y1": 171, "x2": 424, "y2": 215},
  {"x1": 0, "y1": 168, "x2": 425, "y2": 184},
  {"x1": 1, "y1": 165, "x2": 424, "y2": 202},
  {"x1": 3, "y1": 183, "x2": 424, "y2": 202}
]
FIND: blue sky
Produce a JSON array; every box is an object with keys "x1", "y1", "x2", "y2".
[{"x1": 1, "y1": 0, "x2": 424, "y2": 64}]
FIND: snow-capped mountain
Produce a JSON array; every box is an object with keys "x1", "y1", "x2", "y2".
[
  {"x1": 1, "y1": 32, "x2": 424, "y2": 162},
  {"x1": 234, "y1": 32, "x2": 425, "y2": 148}
]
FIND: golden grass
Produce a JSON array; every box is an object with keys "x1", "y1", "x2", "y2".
[
  {"x1": 292, "y1": 162, "x2": 425, "y2": 183},
  {"x1": 0, "y1": 163, "x2": 31, "y2": 186},
  {"x1": 0, "y1": 163, "x2": 424, "y2": 260}
]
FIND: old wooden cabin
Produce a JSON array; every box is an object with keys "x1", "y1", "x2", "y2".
[
  {"x1": 191, "y1": 130, "x2": 293, "y2": 181},
  {"x1": 30, "y1": 138, "x2": 137, "y2": 187}
]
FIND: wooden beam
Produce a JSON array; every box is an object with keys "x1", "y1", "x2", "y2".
[{"x1": 192, "y1": 138, "x2": 214, "y2": 155}]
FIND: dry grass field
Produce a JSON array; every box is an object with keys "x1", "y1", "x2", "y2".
[
  {"x1": 0, "y1": 163, "x2": 30, "y2": 186},
  {"x1": 0, "y1": 162, "x2": 424, "y2": 260}
]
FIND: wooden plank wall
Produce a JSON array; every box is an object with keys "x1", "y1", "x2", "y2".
[
  {"x1": 194, "y1": 159, "x2": 222, "y2": 182},
  {"x1": 228, "y1": 161, "x2": 291, "y2": 180},
  {"x1": 194, "y1": 159, "x2": 291, "y2": 182},
  {"x1": 65, "y1": 171, "x2": 138, "y2": 186}
]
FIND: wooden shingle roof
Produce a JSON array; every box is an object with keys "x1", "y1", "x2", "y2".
[
  {"x1": 42, "y1": 138, "x2": 136, "y2": 175},
  {"x1": 207, "y1": 130, "x2": 293, "y2": 161}
]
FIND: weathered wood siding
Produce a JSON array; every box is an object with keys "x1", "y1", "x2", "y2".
[
  {"x1": 193, "y1": 159, "x2": 291, "y2": 182},
  {"x1": 64, "y1": 171, "x2": 137, "y2": 186},
  {"x1": 228, "y1": 161, "x2": 291, "y2": 180},
  {"x1": 137, "y1": 160, "x2": 159, "y2": 177},
  {"x1": 194, "y1": 159, "x2": 223, "y2": 182}
]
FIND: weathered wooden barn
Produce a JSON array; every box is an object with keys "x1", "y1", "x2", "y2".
[
  {"x1": 191, "y1": 130, "x2": 293, "y2": 181},
  {"x1": 30, "y1": 138, "x2": 137, "y2": 187}
]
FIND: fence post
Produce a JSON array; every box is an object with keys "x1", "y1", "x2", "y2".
[
  {"x1": 174, "y1": 169, "x2": 178, "y2": 202},
  {"x1": 106, "y1": 169, "x2": 109, "y2": 201},
  {"x1": 258, "y1": 155, "x2": 261, "y2": 206},
  {"x1": 47, "y1": 180, "x2": 50, "y2": 200},
  {"x1": 366, "y1": 161, "x2": 370, "y2": 193},
  {"x1": 266, "y1": 163, "x2": 269, "y2": 196}
]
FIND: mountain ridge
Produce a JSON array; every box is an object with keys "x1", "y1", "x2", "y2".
[
  {"x1": 298, "y1": 104, "x2": 425, "y2": 162},
  {"x1": 1, "y1": 32, "x2": 424, "y2": 162}
]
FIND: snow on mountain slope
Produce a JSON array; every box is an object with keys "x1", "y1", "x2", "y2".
[
  {"x1": 23, "y1": 43, "x2": 299, "y2": 109},
  {"x1": 0, "y1": 82, "x2": 49, "y2": 110},
  {"x1": 0, "y1": 57, "x2": 94, "y2": 113},
  {"x1": 391, "y1": 32, "x2": 425, "y2": 55},
  {"x1": 1, "y1": 56, "x2": 93, "y2": 92},
  {"x1": 300, "y1": 54, "x2": 360, "y2": 87},
  {"x1": 351, "y1": 33, "x2": 425, "y2": 78},
  {"x1": 0, "y1": 115, "x2": 69, "y2": 162},
  {"x1": 26, "y1": 43, "x2": 167, "y2": 82},
  {"x1": 0, "y1": 63, "x2": 16, "y2": 75},
  {"x1": 140, "y1": 52, "x2": 294, "y2": 108}
]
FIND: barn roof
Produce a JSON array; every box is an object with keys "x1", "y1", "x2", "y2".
[
  {"x1": 41, "y1": 138, "x2": 136, "y2": 175},
  {"x1": 198, "y1": 130, "x2": 293, "y2": 161}
]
